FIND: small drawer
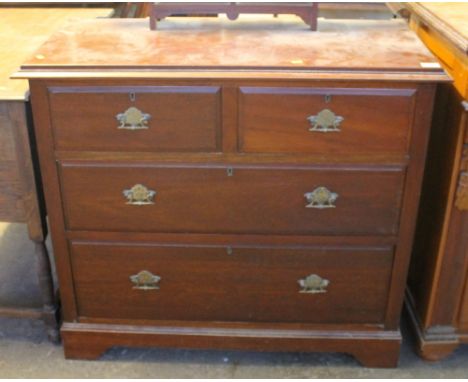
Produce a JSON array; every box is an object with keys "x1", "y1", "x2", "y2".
[
  {"x1": 48, "y1": 86, "x2": 221, "y2": 152},
  {"x1": 71, "y1": 241, "x2": 393, "y2": 324},
  {"x1": 239, "y1": 86, "x2": 416, "y2": 154},
  {"x1": 60, "y1": 162, "x2": 404, "y2": 235}
]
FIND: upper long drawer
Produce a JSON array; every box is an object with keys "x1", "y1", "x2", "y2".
[
  {"x1": 239, "y1": 87, "x2": 416, "y2": 154},
  {"x1": 59, "y1": 162, "x2": 404, "y2": 235},
  {"x1": 48, "y1": 86, "x2": 221, "y2": 152}
]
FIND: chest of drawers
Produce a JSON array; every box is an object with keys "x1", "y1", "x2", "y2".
[{"x1": 17, "y1": 17, "x2": 448, "y2": 367}]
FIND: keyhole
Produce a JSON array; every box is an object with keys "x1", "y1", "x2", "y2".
[
  {"x1": 227, "y1": 167, "x2": 234, "y2": 177},
  {"x1": 325, "y1": 94, "x2": 332, "y2": 103},
  {"x1": 130, "y1": 92, "x2": 136, "y2": 102},
  {"x1": 226, "y1": 247, "x2": 233, "y2": 255}
]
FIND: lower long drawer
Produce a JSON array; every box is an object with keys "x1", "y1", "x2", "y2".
[
  {"x1": 59, "y1": 163, "x2": 405, "y2": 235},
  {"x1": 71, "y1": 241, "x2": 393, "y2": 324}
]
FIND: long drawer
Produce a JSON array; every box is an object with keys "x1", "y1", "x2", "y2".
[
  {"x1": 59, "y1": 163, "x2": 405, "y2": 235},
  {"x1": 71, "y1": 241, "x2": 393, "y2": 324},
  {"x1": 239, "y1": 86, "x2": 416, "y2": 154},
  {"x1": 48, "y1": 86, "x2": 221, "y2": 152}
]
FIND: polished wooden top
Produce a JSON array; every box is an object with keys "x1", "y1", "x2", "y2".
[
  {"x1": 17, "y1": 16, "x2": 447, "y2": 82},
  {"x1": 404, "y1": 2, "x2": 468, "y2": 54},
  {"x1": 0, "y1": 8, "x2": 113, "y2": 101}
]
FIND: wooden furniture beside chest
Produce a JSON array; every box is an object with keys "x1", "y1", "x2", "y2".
[
  {"x1": 402, "y1": 3, "x2": 468, "y2": 360},
  {"x1": 0, "y1": 8, "x2": 113, "y2": 341},
  {"x1": 17, "y1": 17, "x2": 447, "y2": 367}
]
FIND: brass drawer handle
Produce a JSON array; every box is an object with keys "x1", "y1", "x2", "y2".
[
  {"x1": 307, "y1": 109, "x2": 343, "y2": 132},
  {"x1": 123, "y1": 184, "x2": 156, "y2": 205},
  {"x1": 304, "y1": 187, "x2": 338, "y2": 209},
  {"x1": 130, "y1": 270, "x2": 161, "y2": 290},
  {"x1": 116, "y1": 106, "x2": 151, "y2": 130},
  {"x1": 298, "y1": 274, "x2": 329, "y2": 294}
]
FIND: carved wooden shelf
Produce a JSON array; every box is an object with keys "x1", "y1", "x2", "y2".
[{"x1": 149, "y1": 2, "x2": 318, "y2": 30}]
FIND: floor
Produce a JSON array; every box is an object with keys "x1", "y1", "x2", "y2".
[{"x1": 1, "y1": 5, "x2": 468, "y2": 378}]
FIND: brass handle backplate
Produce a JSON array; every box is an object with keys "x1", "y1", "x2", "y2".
[
  {"x1": 304, "y1": 187, "x2": 338, "y2": 209},
  {"x1": 130, "y1": 270, "x2": 161, "y2": 290},
  {"x1": 307, "y1": 109, "x2": 343, "y2": 132},
  {"x1": 123, "y1": 184, "x2": 156, "y2": 205},
  {"x1": 116, "y1": 106, "x2": 151, "y2": 130},
  {"x1": 298, "y1": 274, "x2": 329, "y2": 294}
]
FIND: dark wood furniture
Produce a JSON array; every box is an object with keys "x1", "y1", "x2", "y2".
[
  {"x1": 16, "y1": 17, "x2": 447, "y2": 367},
  {"x1": 401, "y1": 3, "x2": 468, "y2": 361},
  {"x1": 0, "y1": 7, "x2": 113, "y2": 341},
  {"x1": 149, "y1": 3, "x2": 318, "y2": 30}
]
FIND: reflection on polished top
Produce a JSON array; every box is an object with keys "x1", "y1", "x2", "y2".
[{"x1": 18, "y1": 16, "x2": 447, "y2": 81}]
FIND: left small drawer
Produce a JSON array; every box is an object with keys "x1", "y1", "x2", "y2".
[{"x1": 48, "y1": 86, "x2": 221, "y2": 152}]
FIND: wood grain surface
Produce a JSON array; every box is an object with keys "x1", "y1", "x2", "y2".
[
  {"x1": 19, "y1": 17, "x2": 441, "y2": 74},
  {"x1": 403, "y1": 2, "x2": 468, "y2": 361},
  {"x1": 239, "y1": 86, "x2": 415, "y2": 154},
  {"x1": 0, "y1": 8, "x2": 113, "y2": 100},
  {"x1": 21, "y1": 15, "x2": 445, "y2": 366},
  {"x1": 404, "y1": 2, "x2": 468, "y2": 54},
  {"x1": 59, "y1": 162, "x2": 405, "y2": 236},
  {"x1": 48, "y1": 85, "x2": 221, "y2": 152},
  {"x1": 71, "y1": 241, "x2": 393, "y2": 324}
]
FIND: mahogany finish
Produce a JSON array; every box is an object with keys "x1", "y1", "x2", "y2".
[
  {"x1": 18, "y1": 17, "x2": 447, "y2": 367},
  {"x1": 49, "y1": 86, "x2": 221, "y2": 152},
  {"x1": 72, "y1": 242, "x2": 393, "y2": 324},
  {"x1": 239, "y1": 87, "x2": 415, "y2": 154},
  {"x1": 59, "y1": 163, "x2": 404, "y2": 235}
]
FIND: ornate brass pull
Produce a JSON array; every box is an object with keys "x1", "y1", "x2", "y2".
[
  {"x1": 123, "y1": 184, "x2": 156, "y2": 205},
  {"x1": 130, "y1": 270, "x2": 161, "y2": 290},
  {"x1": 298, "y1": 274, "x2": 329, "y2": 294},
  {"x1": 307, "y1": 109, "x2": 344, "y2": 132},
  {"x1": 116, "y1": 106, "x2": 151, "y2": 130},
  {"x1": 304, "y1": 187, "x2": 338, "y2": 209}
]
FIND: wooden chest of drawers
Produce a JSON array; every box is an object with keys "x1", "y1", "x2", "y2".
[{"x1": 17, "y1": 17, "x2": 447, "y2": 367}]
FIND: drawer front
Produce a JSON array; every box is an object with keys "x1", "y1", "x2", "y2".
[
  {"x1": 48, "y1": 86, "x2": 221, "y2": 152},
  {"x1": 71, "y1": 242, "x2": 393, "y2": 324},
  {"x1": 60, "y1": 163, "x2": 404, "y2": 235},
  {"x1": 239, "y1": 87, "x2": 416, "y2": 154}
]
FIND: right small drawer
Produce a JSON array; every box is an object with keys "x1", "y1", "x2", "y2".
[{"x1": 239, "y1": 87, "x2": 416, "y2": 155}]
